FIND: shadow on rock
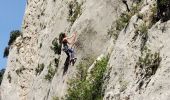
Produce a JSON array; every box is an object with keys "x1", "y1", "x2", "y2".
[{"x1": 63, "y1": 56, "x2": 70, "y2": 76}]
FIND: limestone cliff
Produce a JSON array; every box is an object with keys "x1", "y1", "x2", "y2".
[{"x1": 1, "y1": 0, "x2": 170, "y2": 100}]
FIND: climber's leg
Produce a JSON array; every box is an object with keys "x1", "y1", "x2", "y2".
[
  {"x1": 68, "y1": 48, "x2": 77, "y2": 66},
  {"x1": 64, "y1": 50, "x2": 71, "y2": 66},
  {"x1": 68, "y1": 48, "x2": 74, "y2": 59}
]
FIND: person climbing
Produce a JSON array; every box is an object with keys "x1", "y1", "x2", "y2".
[{"x1": 59, "y1": 32, "x2": 77, "y2": 66}]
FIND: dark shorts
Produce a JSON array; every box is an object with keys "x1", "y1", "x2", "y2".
[{"x1": 63, "y1": 46, "x2": 74, "y2": 58}]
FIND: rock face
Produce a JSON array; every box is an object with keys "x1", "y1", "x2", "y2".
[{"x1": 1, "y1": 0, "x2": 170, "y2": 100}]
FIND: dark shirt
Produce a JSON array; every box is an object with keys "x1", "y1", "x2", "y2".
[{"x1": 63, "y1": 39, "x2": 69, "y2": 51}]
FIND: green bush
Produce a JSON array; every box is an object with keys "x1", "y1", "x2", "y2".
[
  {"x1": 7, "y1": 73, "x2": 12, "y2": 83},
  {"x1": 131, "y1": 3, "x2": 142, "y2": 15},
  {"x1": 67, "y1": 0, "x2": 82, "y2": 24},
  {"x1": 88, "y1": 57, "x2": 109, "y2": 99},
  {"x1": 0, "y1": 69, "x2": 5, "y2": 85},
  {"x1": 107, "y1": 25, "x2": 118, "y2": 40},
  {"x1": 45, "y1": 63, "x2": 56, "y2": 82},
  {"x1": 50, "y1": 38, "x2": 61, "y2": 55},
  {"x1": 16, "y1": 66, "x2": 26, "y2": 76},
  {"x1": 149, "y1": 5, "x2": 158, "y2": 28},
  {"x1": 138, "y1": 23, "x2": 148, "y2": 34},
  {"x1": 54, "y1": 58, "x2": 59, "y2": 68},
  {"x1": 134, "y1": 47, "x2": 162, "y2": 90},
  {"x1": 8, "y1": 30, "x2": 22, "y2": 46},
  {"x1": 111, "y1": 2, "x2": 142, "y2": 39},
  {"x1": 115, "y1": 2, "x2": 142, "y2": 31},
  {"x1": 138, "y1": 23, "x2": 148, "y2": 51},
  {"x1": 66, "y1": 57, "x2": 109, "y2": 100},
  {"x1": 160, "y1": 0, "x2": 168, "y2": 5},
  {"x1": 35, "y1": 63, "x2": 45, "y2": 75},
  {"x1": 3, "y1": 46, "x2": 9, "y2": 58},
  {"x1": 136, "y1": 47, "x2": 162, "y2": 78},
  {"x1": 53, "y1": 96, "x2": 59, "y2": 100},
  {"x1": 40, "y1": 43, "x2": 42, "y2": 48},
  {"x1": 3, "y1": 30, "x2": 22, "y2": 58},
  {"x1": 133, "y1": 23, "x2": 150, "y2": 52},
  {"x1": 116, "y1": 12, "x2": 131, "y2": 31}
]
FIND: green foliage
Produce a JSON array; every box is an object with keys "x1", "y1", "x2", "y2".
[
  {"x1": 149, "y1": 4, "x2": 158, "y2": 28},
  {"x1": 138, "y1": 23, "x2": 148, "y2": 34},
  {"x1": 131, "y1": 3, "x2": 142, "y2": 15},
  {"x1": 107, "y1": 25, "x2": 118, "y2": 39},
  {"x1": 131, "y1": 22, "x2": 149, "y2": 48},
  {"x1": 8, "y1": 30, "x2": 22, "y2": 46},
  {"x1": 66, "y1": 57, "x2": 109, "y2": 100},
  {"x1": 45, "y1": 63, "x2": 56, "y2": 82},
  {"x1": 53, "y1": 96, "x2": 59, "y2": 100},
  {"x1": 35, "y1": 63, "x2": 45, "y2": 75},
  {"x1": 115, "y1": 2, "x2": 142, "y2": 31},
  {"x1": 136, "y1": 47, "x2": 162, "y2": 78},
  {"x1": 160, "y1": 0, "x2": 168, "y2": 5},
  {"x1": 139, "y1": 23, "x2": 148, "y2": 50},
  {"x1": 134, "y1": 47, "x2": 162, "y2": 90},
  {"x1": 110, "y1": 2, "x2": 142, "y2": 39},
  {"x1": 151, "y1": 5, "x2": 157, "y2": 17},
  {"x1": 116, "y1": 12, "x2": 131, "y2": 31},
  {"x1": 67, "y1": 0, "x2": 82, "y2": 24},
  {"x1": 16, "y1": 66, "x2": 26, "y2": 76},
  {"x1": 40, "y1": 43, "x2": 42, "y2": 48},
  {"x1": 137, "y1": 13, "x2": 144, "y2": 19},
  {"x1": 51, "y1": 38, "x2": 61, "y2": 55},
  {"x1": 0, "y1": 69, "x2": 5, "y2": 85},
  {"x1": 54, "y1": 58, "x2": 59, "y2": 68},
  {"x1": 7, "y1": 73, "x2": 12, "y2": 83},
  {"x1": 4, "y1": 30, "x2": 22, "y2": 58},
  {"x1": 3, "y1": 46, "x2": 9, "y2": 58},
  {"x1": 88, "y1": 57, "x2": 109, "y2": 99}
]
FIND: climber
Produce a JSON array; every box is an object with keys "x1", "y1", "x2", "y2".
[{"x1": 59, "y1": 32, "x2": 77, "y2": 66}]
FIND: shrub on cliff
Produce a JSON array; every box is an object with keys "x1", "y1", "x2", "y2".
[
  {"x1": 35, "y1": 63, "x2": 45, "y2": 75},
  {"x1": 3, "y1": 46, "x2": 9, "y2": 58},
  {"x1": 45, "y1": 63, "x2": 56, "y2": 82},
  {"x1": 67, "y1": 0, "x2": 82, "y2": 24},
  {"x1": 3, "y1": 30, "x2": 22, "y2": 58},
  {"x1": 66, "y1": 57, "x2": 109, "y2": 100},
  {"x1": 8, "y1": 30, "x2": 22, "y2": 46},
  {"x1": 0, "y1": 69, "x2": 5, "y2": 85},
  {"x1": 50, "y1": 38, "x2": 61, "y2": 55}
]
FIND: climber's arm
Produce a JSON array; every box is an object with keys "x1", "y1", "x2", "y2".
[
  {"x1": 66, "y1": 32, "x2": 77, "y2": 44},
  {"x1": 67, "y1": 33, "x2": 75, "y2": 40},
  {"x1": 72, "y1": 32, "x2": 77, "y2": 44}
]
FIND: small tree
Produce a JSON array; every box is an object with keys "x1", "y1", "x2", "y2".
[
  {"x1": 67, "y1": 0, "x2": 82, "y2": 24},
  {"x1": 8, "y1": 30, "x2": 22, "y2": 46},
  {"x1": 50, "y1": 38, "x2": 61, "y2": 55},
  {"x1": 45, "y1": 63, "x2": 56, "y2": 82},
  {"x1": 0, "y1": 69, "x2": 5, "y2": 85},
  {"x1": 3, "y1": 46, "x2": 9, "y2": 58},
  {"x1": 66, "y1": 57, "x2": 109, "y2": 100},
  {"x1": 3, "y1": 30, "x2": 22, "y2": 58},
  {"x1": 35, "y1": 63, "x2": 45, "y2": 75}
]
